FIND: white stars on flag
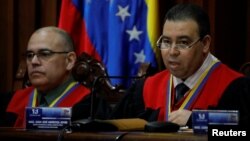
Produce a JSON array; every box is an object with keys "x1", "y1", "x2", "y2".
[
  {"x1": 116, "y1": 5, "x2": 131, "y2": 22},
  {"x1": 134, "y1": 50, "x2": 146, "y2": 64},
  {"x1": 115, "y1": 4, "x2": 146, "y2": 64},
  {"x1": 126, "y1": 26, "x2": 143, "y2": 41}
]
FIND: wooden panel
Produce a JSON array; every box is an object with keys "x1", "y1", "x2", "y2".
[
  {"x1": 202, "y1": 0, "x2": 216, "y2": 53},
  {"x1": 0, "y1": 0, "x2": 60, "y2": 93},
  {"x1": 0, "y1": 127, "x2": 207, "y2": 141},
  {"x1": 214, "y1": 0, "x2": 247, "y2": 70},
  {"x1": 40, "y1": 0, "x2": 60, "y2": 26},
  {"x1": 0, "y1": 0, "x2": 14, "y2": 93},
  {"x1": 16, "y1": 0, "x2": 36, "y2": 56}
]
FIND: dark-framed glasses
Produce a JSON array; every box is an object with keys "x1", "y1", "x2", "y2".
[
  {"x1": 25, "y1": 49, "x2": 69, "y2": 61},
  {"x1": 156, "y1": 35, "x2": 201, "y2": 50}
]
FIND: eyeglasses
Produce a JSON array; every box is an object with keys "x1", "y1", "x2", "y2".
[
  {"x1": 25, "y1": 49, "x2": 69, "y2": 61},
  {"x1": 156, "y1": 35, "x2": 201, "y2": 50}
]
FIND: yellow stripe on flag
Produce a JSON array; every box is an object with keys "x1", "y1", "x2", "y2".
[{"x1": 145, "y1": 0, "x2": 162, "y2": 68}]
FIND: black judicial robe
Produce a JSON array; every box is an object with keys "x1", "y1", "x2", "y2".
[{"x1": 216, "y1": 76, "x2": 250, "y2": 128}]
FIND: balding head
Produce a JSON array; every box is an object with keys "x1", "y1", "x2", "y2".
[{"x1": 32, "y1": 26, "x2": 75, "y2": 52}]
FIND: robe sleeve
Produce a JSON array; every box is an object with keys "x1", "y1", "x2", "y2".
[
  {"x1": 216, "y1": 76, "x2": 250, "y2": 128},
  {"x1": 109, "y1": 79, "x2": 160, "y2": 121}
]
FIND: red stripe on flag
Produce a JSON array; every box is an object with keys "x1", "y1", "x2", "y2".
[{"x1": 58, "y1": 0, "x2": 101, "y2": 61}]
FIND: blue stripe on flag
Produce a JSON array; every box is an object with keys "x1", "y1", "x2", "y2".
[{"x1": 71, "y1": 0, "x2": 159, "y2": 87}]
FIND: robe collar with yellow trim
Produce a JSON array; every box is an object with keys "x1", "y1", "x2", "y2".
[{"x1": 165, "y1": 60, "x2": 221, "y2": 120}]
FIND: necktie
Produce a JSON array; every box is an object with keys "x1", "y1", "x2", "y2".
[
  {"x1": 39, "y1": 95, "x2": 47, "y2": 107},
  {"x1": 175, "y1": 83, "x2": 189, "y2": 102}
]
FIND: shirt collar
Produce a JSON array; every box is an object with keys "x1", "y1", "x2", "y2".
[
  {"x1": 173, "y1": 53, "x2": 219, "y2": 89},
  {"x1": 37, "y1": 76, "x2": 76, "y2": 106}
]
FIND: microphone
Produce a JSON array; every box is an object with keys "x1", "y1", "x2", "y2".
[{"x1": 144, "y1": 121, "x2": 180, "y2": 132}]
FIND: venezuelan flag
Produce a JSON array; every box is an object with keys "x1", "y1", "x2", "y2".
[{"x1": 58, "y1": 0, "x2": 161, "y2": 87}]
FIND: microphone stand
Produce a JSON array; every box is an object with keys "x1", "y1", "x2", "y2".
[
  {"x1": 90, "y1": 75, "x2": 144, "y2": 120},
  {"x1": 71, "y1": 75, "x2": 144, "y2": 131}
]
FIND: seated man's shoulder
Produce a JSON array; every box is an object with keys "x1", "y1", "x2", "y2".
[
  {"x1": 217, "y1": 76, "x2": 250, "y2": 127},
  {"x1": 12, "y1": 87, "x2": 34, "y2": 98},
  {"x1": 226, "y1": 76, "x2": 250, "y2": 90}
]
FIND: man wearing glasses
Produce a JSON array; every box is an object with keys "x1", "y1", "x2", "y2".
[
  {"x1": 5, "y1": 27, "x2": 107, "y2": 127},
  {"x1": 111, "y1": 3, "x2": 243, "y2": 127}
]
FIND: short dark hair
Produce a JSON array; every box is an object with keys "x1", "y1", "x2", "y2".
[{"x1": 164, "y1": 3, "x2": 210, "y2": 38}]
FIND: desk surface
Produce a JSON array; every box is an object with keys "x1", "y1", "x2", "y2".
[{"x1": 0, "y1": 127, "x2": 207, "y2": 141}]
